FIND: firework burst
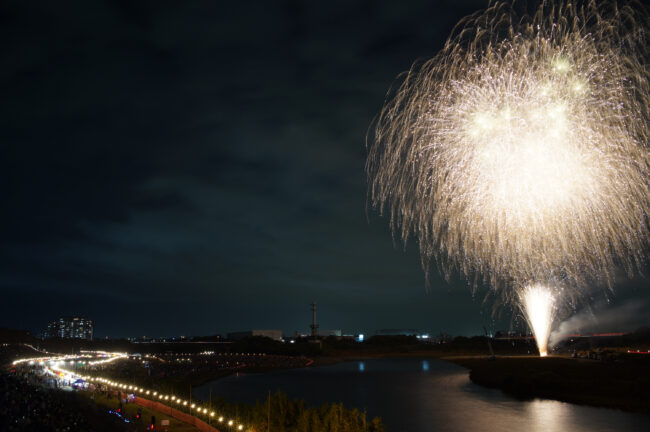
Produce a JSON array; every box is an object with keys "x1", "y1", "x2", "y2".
[{"x1": 367, "y1": 1, "x2": 650, "y2": 352}]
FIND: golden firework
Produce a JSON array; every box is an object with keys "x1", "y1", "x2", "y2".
[{"x1": 368, "y1": 1, "x2": 650, "y2": 350}]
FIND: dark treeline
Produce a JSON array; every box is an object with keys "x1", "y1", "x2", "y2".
[
  {"x1": 0, "y1": 333, "x2": 554, "y2": 358},
  {"x1": 555, "y1": 326, "x2": 650, "y2": 353},
  {"x1": 6, "y1": 327, "x2": 650, "y2": 361},
  {"x1": 208, "y1": 391, "x2": 385, "y2": 432}
]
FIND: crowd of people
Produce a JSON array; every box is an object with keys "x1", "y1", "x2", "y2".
[
  {"x1": 0, "y1": 371, "x2": 92, "y2": 431},
  {"x1": 0, "y1": 370, "x2": 130, "y2": 432}
]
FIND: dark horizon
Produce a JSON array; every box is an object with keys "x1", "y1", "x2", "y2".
[{"x1": 2, "y1": 0, "x2": 649, "y2": 339}]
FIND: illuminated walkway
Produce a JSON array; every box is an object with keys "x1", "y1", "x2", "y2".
[{"x1": 12, "y1": 350, "x2": 247, "y2": 431}]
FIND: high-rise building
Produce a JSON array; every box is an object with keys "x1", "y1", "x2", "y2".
[{"x1": 44, "y1": 316, "x2": 93, "y2": 340}]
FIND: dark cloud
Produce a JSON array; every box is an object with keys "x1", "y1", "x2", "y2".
[{"x1": 1, "y1": 0, "x2": 647, "y2": 337}]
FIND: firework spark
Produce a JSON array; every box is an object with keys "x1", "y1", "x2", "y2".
[
  {"x1": 367, "y1": 1, "x2": 650, "y2": 353},
  {"x1": 520, "y1": 284, "x2": 557, "y2": 356}
]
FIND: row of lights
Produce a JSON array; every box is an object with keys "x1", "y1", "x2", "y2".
[
  {"x1": 90, "y1": 377, "x2": 244, "y2": 430},
  {"x1": 11, "y1": 351, "x2": 127, "y2": 367},
  {"x1": 15, "y1": 351, "x2": 247, "y2": 430},
  {"x1": 162, "y1": 353, "x2": 266, "y2": 357},
  {"x1": 38, "y1": 353, "x2": 246, "y2": 431},
  {"x1": 13, "y1": 353, "x2": 82, "y2": 366}
]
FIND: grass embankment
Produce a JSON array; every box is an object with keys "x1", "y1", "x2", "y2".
[
  {"x1": 157, "y1": 369, "x2": 232, "y2": 397},
  {"x1": 85, "y1": 391, "x2": 200, "y2": 431},
  {"x1": 446, "y1": 355, "x2": 650, "y2": 413}
]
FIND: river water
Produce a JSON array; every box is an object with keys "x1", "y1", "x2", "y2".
[{"x1": 193, "y1": 357, "x2": 650, "y2": 432}]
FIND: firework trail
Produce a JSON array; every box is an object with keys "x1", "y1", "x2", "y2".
[{"x1": 367, "y1": 0, "x2": 650, "y2": 354}]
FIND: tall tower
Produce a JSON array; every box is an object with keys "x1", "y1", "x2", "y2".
[{"x1": 310, "y1": 302, "x2": 319, "y2": 338}]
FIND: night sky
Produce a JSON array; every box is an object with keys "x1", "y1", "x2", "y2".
[{"x1": 2, "y1": 0, "x2": 648, "y2": 338}]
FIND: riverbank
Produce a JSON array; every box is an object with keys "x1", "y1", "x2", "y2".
[
  {"x1": 84, "y1": 391, "x2": 200, "y2": 431},
  {"x1": 175, "y1": 348, "x2": 522, "y2": 391},
  {"x1": 444, "y1": 355, "x2": 650, "y2": 413}
]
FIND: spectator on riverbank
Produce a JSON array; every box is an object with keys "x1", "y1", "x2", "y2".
[{"x1": 0, "y1": 372, "x2": 132, "y2": 432}]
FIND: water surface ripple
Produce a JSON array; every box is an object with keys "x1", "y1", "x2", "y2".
[{"x1": 193, "y1": 358, "x2": 650, "y2": 432}]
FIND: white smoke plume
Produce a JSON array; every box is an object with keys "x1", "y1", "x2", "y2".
[{"x1": 549, "y1": 300, "x2": 649, "y2": 347}]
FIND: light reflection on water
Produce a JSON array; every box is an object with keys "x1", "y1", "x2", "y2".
[{"x1": 193, "y1": 358, "x2": 650, "y2": 432}]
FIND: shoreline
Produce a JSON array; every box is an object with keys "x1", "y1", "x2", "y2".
[
  {"x1": 184, "y1": 352, "x2": 441, "y2": 394},
  {"x1": 190, "y1": 352, "x2": 650, "y2": 415},
  {"x1": 442, "y1": 355, "x2": 650, "y2": 414}
]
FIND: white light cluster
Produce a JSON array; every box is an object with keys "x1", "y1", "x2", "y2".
[{"x1": 519, "y1": 284, "x2": 557, "y2": 356}]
